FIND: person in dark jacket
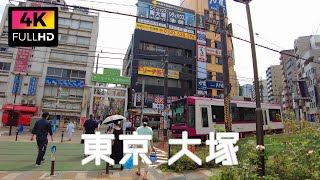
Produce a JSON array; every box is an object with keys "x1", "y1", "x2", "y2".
[
  {"x1": 30, "y1": 112, "x2": 53, "y2": 167},
  {"x1": 83, "y1": 114, "x2": 98, "y2": 134}
]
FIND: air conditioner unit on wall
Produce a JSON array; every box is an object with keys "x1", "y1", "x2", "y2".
[
  {"x1": 21, "y1": 99, "x2": 27, "y2": 105},
  {"x1": 28, "y1": 100, "x2": 36, "y2": 105}
]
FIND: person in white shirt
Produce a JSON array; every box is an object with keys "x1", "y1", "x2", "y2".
[
  {"x1": 66, "y1": 121, "x2": 75, "y2": 141},
  {"x1": 125, "y1": 120, "x2": 132, "y2": 134}
]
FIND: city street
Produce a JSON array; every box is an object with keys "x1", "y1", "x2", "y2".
[{"x1": 0, "y1": 126, "x2": 218, "y2": 180}]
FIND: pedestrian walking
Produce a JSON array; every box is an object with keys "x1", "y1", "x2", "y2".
[
  {"x1": 30, "y1": 112, "x2": 53, "y2": 167},
  {"x1": 110, "y1": 121, "x2": 124, "y2": 170},
  {"x1": 125, "y1": 120, "x2": 132, "y2": 134},
  {"x1": 135, "y1": 116, "x2": 155, "y2": 180},
  {"x1": 83, "y1": 114, "x2": 98, "y2": 135},
  {"x1": 66, "y1": 121, "x2": 75, "y2": 141},
  {"x1": 82, "y1": 115, "x2": 98, "y2": 155}
]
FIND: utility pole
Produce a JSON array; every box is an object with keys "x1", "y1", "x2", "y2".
[
  {"x1": 141, "y1": 76, "x2": 145, "y2": 124},
  {"x1": 94, "y1": 53, "x2": 100, "y2": 119},
  {"x1": 163, "y1": 52, "x2": 168, "y2": 137},
  {"x1": 245, "y1": 2, "x2": 265, "y2": 176},
  {"x1": 219, "y1": 6, "x2": 232, "y2": 132}
]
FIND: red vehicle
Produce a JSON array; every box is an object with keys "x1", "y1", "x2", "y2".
[
  {"x1": 171, "y1": 97, "x2": 283, "y2": 140},
  {"x1": 2, "y1": 104, "x2": 38, "y2": 126}
]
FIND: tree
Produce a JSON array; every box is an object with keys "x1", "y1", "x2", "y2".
[{"x1": 239, "y1": 84, "x2": 243, "y2": 96}]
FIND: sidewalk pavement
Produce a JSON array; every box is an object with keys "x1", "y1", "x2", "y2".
[
  {"x1": 0, "y1": 127, "x2": 219, "y2": 179},
  {"x1": 0, "y1": 168, "x2": 217, "y2": 180}
]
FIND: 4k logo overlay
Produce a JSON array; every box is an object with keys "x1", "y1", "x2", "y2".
[{"x1": 8, "y1": 7, "x2": 58, "y2": 47}]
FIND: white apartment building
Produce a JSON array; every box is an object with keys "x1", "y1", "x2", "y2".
[{"x1": 0, "y1": 1, "x2": 99, "y2": 126}]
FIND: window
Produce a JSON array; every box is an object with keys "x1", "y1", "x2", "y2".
[
  {"x1": 2, "y1": 26, "x2": 8, "y2": 33},
  {"x1": 207, "y1": 55, "x2": 212, "y2": 63},
  {"x1": 215, "y1": 41, "x2": 222, "y2": 49},
  {"x1": 71, "y1": 20, "x2": 80, "y2": 29},
  {"x1": 211, "y1": 105, "x2": 224, "y2": 122},
  {"x1": 216, "y1": 72, "x2": 223, "y2": 81},
  {"x1": 201, "y1": 107, "x2": 209, "y2": 127},
  {"x1": 47, "y1": 67, "x2": 86, "y2": 80},
  {"x1": 206, "y1": 39, "x2": 211, "y2": 47},
  {"x1": 207, "y1": 72, "x2": 212, "y2": 80},
  {"x1": 58, "y1": 18, "x2": 71, "y2": 27},
  {"x1": 241, "y1": 108, "x2": 255, "y2": 121},
  {"x1": 269, "y1": 109, "x2": 281, "y2": 121},
  {"x1": 0, "y1": 62, "x2": 11, "y2": 72},
  {"x1": 77, "y1": 37, "x2": 90, "y2": 45},
  {"x1": 185, "y1": 50, "x2": 192, "y2": 58},
  {"x1": 216, "y1": 57, "x2": 223, "y2": 65},
  {"x1": 80, "y1": 21, "x2": 93, "y2": 29},
  {"x1": 232, "y1": 107, "x2": 240, "y2": 122},
  {"x1": 188, "y1": 105, "x2": 195, "y2": 128}
]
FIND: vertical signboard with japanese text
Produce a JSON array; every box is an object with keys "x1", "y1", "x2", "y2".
[
  {"x1": 208, "y1": 0, "x2": 227, "y2": 16},
  {"x1": 28, "y1": 77, "x2": 38, "y2": 96},
  {"x1": 197, "y1": 24, "x2": 207, "y2": 94},
  {"x1": 12, "y1": 75, "x2": 22, "y2": 94},
  {"x1": 136, "y1": 0, "x2": 196, "y2": 40},
  {"x1": 14, "y1": 48, "x2": 31, "y2": 72}
]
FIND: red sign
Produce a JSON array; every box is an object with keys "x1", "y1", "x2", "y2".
[
  {"x1": 81, "y1": 117, "x2": 86, "y2": 126},
  {"x1": 1, "y1": 104, "x2": 37, "y2": 112},
  {"x1": 14, "y1": 48, "x2": 31, "y2": 72}
]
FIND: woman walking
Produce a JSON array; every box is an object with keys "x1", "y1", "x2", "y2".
[
  {"x1": 136, "y1": 116, "x2": 155, "y2": 180},
  {"x1": 110, "y1": 121, "x2": 124, "y2": 170}
]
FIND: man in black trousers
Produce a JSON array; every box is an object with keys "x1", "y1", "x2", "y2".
[{"x1": 31, "y1": 112, "x2": 53, "y2": 167}]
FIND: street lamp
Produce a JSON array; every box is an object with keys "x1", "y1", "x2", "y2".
[{"x1": 233, "y1": 0, "x2": 265, "y2": 177}]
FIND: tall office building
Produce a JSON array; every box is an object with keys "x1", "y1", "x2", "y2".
[
  {"x1": 0, "y1": 1, "x2": 99, "y2": 126},
  {"x1": 181, "y1": 0, "x2": 237, "y2": 97},
  {"x1": 266, "y1": 65, "x2": 282, "y2": 104}
]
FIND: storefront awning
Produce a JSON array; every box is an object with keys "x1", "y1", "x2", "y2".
[{"x1": 2, "y1": 104, "x2": 38, "y2": 112}]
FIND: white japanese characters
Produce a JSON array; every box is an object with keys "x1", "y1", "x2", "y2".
[
  {"x1": 119, "y1": 131, "x2": 152, "y2": 166},
  {"x1": 168, "y1": 131, "x2": 202, "y2": 165},
  {"x1": 81, "y1": 131, "x2": 239, "y2": 167},
  {"x1": 206, "y1": 132, "x2": 239, "y2": 165},
  {"x1": 81, "y1": 132, "x2": 115, "y2": 166}
]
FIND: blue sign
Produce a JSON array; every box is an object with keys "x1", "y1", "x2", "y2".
[
  {"x1": 198, "y1": 78, "x2": 207, "y2": 91},
  {"x1": 45, "y1": 77, "x2": 85, "y2": 88},
  {"x1": 28, "y1": 77, "x2": 38, "y2": 96},
  {"x1": 12, "y1": 75, "x2": 22, "y2": 94},
  {"x1": 209, "y1": 0, "x2": 227, "y2": 16},
  {"x1": 207, "y1": 81, "x2": 223, "y2": 89},
  {"x1": 51, "y1": 146, "x2": 57, "y2": 153}
]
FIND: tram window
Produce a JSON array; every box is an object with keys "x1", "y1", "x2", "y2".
[
  {"x1": 201, "y1": 107, "x2": 209, "y2": 127},
  {"x1": 240, "y1": 108, "x2": 255, "y2": 121},
  {"x1": 211, "y1": 105, "x2": 224, "y2": 122},
  {"x1": 188, "y1": 105, "x2": 195, "y2": 128},
  {"x1": 232, "y1": 107, "x2": 240, "y2": 122},
  {"x1": 269, "y1": 109, "x2": 281, "y2": 121}
]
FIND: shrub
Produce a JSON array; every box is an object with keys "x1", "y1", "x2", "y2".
[
  {"x1": 217, "y1": 121, "x2": 320, "y2": 180},
  {"x1": 159, "y1": 145, "x2": 219, "y2": 172}
]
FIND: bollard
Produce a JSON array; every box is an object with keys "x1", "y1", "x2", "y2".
[
  {"x1": 106, "y1": 162, "x2": 109, "y2": 174},
  {"x1": 50, "y1": 146, "x2": 56, "y2": 175},
  {"x1": 15, "y1": 129, "x2": 19, "y2": 141},
  {"x1": 61, "y1": 131, "x2": 64, "y2": 143}
]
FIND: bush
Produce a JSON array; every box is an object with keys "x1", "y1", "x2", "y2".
[
  {"x1": 159, "y1": 145, "x2": 219, "y2": 172},
  {"x1": 217, "y1": 120, "x2": 320, "y2": 180}
]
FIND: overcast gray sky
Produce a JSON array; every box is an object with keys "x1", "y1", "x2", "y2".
[{"x1": 1, "y1": 0, "x2": 320, "y2": 85}]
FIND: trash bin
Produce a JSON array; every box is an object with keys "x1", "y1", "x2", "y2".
[{"x1": 29, "y1": 117, "x2": 41, "y2": 132}]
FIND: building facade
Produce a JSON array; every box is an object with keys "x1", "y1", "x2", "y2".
[
  {"x1": 266, "y1": 65, "x2": 282, "y2": 104},
  {"x1": 295, "y1": 35, "x2": 320, "y2": 121},
  {"x1": 123, "y1": 0, "x2": 196, "y2": 124},
  {"x1": 252, "y1": 79, "x2": 268, "y2": 103},
  {"x1": 242, "y1": 84, "x2": 253, "y2": 98},
  {"x1": 181, "y1": 0, "x2": 237, "y2": 97},
  {"x1": 0, "y1": 1, "x2": 99, "y2": 126},
  {"x1": 280, "y1": 49, "x2": 296, "y2": 113}
]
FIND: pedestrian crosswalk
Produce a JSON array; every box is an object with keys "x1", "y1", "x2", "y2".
[{"x1": 150, "y1": 147, "x2": 168, "y2": 167}]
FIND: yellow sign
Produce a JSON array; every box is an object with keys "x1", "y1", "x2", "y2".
[
  {"x1": 136, "y1": 23, "x2": 196, "y2": 41},
  {"x1": 138, "y1": 66, "x2": 179, "y2": 79}
]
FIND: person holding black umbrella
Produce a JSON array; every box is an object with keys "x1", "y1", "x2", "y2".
[{"x1": 110, "y1": 120, "x2": 124, "y2": 170}]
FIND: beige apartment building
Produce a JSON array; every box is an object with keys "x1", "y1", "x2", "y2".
[{"x1": 266, "y1": 65, "x2": 282, "y2": 104}]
